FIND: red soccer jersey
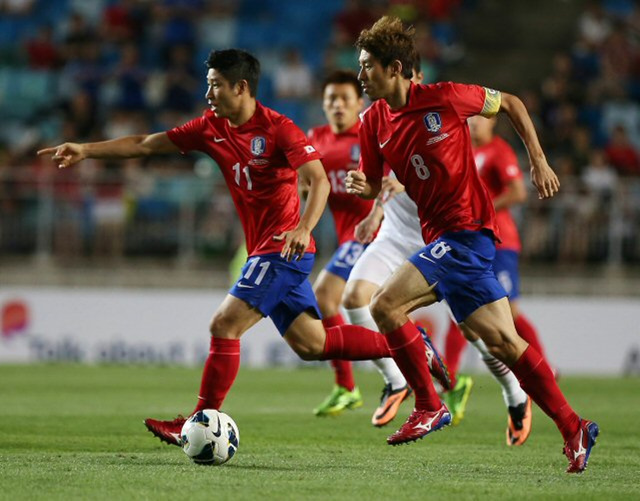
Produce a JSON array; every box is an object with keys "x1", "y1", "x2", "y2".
[
  {"x1": 308, "y1": 122, "x2": 374, "y2": 244},
  {"x1": 474, "y1": 136, "x2": 523, "y2": 252},
  {"x1": 167, "y1": 103, "x2": 321, "y2": 256},
  {"x1": 359, "y1": 82, "x2": 501, "y2": 244}
]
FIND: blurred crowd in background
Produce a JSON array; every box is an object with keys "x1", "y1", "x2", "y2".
[{"x1": 1, "y1": 0, "x2": 640, "y2": 266}]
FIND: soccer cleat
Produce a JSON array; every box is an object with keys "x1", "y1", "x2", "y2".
[
  {"x1": 144, "y1": 415, "x2": 186, "y2": 446},
  {"x1": 313, "y1": 385, "x2": 363, "y2": 416},
  {"x1": 506, "y1": 396, "x2": 532, "y2": 446},
  {"x1": 443, "y1": 374, "x2": 473, "y2": 426},
  {"x1": 387, "y1": 404, "x2": 451, "y2": 445},
  {"x1": 371, "y1": 384, "x2": 413, "y2": 427},
  {"x1": 563, "y1": 419, "x2": 599, "y2": 474},
  {"x1": 417, "y1": 326, "x2": 452, "y2": 391}
]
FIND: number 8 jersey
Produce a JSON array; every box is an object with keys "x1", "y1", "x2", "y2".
[
  {"x1": 167, "y1": 103, "x2": 321, "y2": 256},
  {"x1": 358, "y1": 82, "x2": 500, "y2": 245}
]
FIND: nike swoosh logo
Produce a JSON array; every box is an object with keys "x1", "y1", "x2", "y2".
[
  {"x1": 170, "y1": 432, "x2": 182, "y2": 444},
  {"x1": 237, "y1": 283, "x2": 254, "y2": 289},
  {"x1": 212, "y1": 415, "x2": 222, "y2": 438},
  {"x1": 418, "y1": 253, "x2": 436, "y2": 263},
  {"x1": 379, "y1": 139, "x2": 391, "y2": 149},
  {"x1": 214, "y1": 137, "x2": 226, "y2": 143}
]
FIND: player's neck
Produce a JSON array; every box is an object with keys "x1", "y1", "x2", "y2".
[
  {"x1": 329, "y1": 119, "x2": 357, "y2": 134},
  {"x1": 227, "y1": 99, "x2": 257, "y2": 127},
  {"x1": 385, "y1": 80, "x2": 412, "y2": 110}
]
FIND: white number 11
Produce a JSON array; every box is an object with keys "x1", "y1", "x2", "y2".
[{"x1": 233, "y1": 163, "x2": 253, "y2": 190}]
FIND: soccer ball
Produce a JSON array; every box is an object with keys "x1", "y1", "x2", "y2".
[{"x1": 180, "y1": 409, "x2": 240, "y2": 465}]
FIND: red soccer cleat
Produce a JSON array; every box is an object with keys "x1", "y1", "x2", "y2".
[
  {"x1": 144, "y1": 416, "x2": 186, "y2": 446},
  {"x1": 418, "y1": 326, "x2": 452, "y2": 391},
  {"x1": 563, "y1": 419, "x2": 599, "y2": 474},
  {"x1": 387, "y1": 404, "x2": 452, "y2": 445}
]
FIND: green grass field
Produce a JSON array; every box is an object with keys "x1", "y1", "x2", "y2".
[{"x1": 0, "y1": 365, "x2": 638, "y2": 500}]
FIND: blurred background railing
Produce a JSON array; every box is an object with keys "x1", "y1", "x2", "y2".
[{"x1": 3, "y1": 165, "x2": 640, "y2": 266}]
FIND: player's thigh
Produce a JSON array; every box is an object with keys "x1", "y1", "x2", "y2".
[
  {"x1": 460, "y1": 297, "x2": 527, "y2": 363},
  {"x1": 371, "y1": 260, "x2": 437, "y2": 319},
  {"x1": 283, "y1": 310, "x2": 326, "y2": 360},
  {"x1": 342, "y1": 279, "x2": 379, "y2": 309},
  {"x1": 209, "y1": 294, "x2": 264, "y2": 339},
  {"x1": 312, "y1": 269, "x2": 346, "y2": 316}
]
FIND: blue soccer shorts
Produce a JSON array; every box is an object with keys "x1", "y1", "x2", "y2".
[
  {"x1": 229, "y1": 252, "x2": 321, "y2": 335},
  {"x1": 408, "y1": 230, "x2": 507, "y2": 323},
  {"x1": 493, "y1": 249, "x2": 520, "y2": 300},
  {"x1": 324, "y1": 240, "x2": 368, "y2": 281}
]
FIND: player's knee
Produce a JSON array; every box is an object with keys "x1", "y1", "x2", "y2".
[
  {"x1": 369, "y1": 289, "x2": 393, "y2": 324},
  {"x1": 209, "y1": 312, "x2": 239, "y2": 338},
  {"x1": 342, "y1": 284, "x2": 369, "y2": 310},
  {"x1": 314, "y1": 284, "x2": 340, "y2": 317}
]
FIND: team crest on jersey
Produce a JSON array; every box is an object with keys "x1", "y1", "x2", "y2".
[
  {"x1": 250, "y1": 136, "x2": 266, "y2": 156},
  {"x1": 423, "y1": 112, "x2": 442, "y2": 133},
  {"x1": 350, "y1": 144, "x2": 361, "y2": 162}
]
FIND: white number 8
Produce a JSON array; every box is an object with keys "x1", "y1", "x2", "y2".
[{"x1": 411, "y1": 154, "x2": 430, "y2": 180}]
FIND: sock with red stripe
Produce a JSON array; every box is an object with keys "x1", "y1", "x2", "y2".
[
  {"x1": 511, "y1": 345, "x2": 580, "y2": 441},
  {"x1": 194, "y1": 337, "x2": 240, "y2": 413},
  {"x1": 471, "y1": 338, "x2": 526, "y2": 407},
  {"x1": 386, "y1": 321, "x2": 441, "y2": 411},
  {"x1": 444, "y1": 319, "x2": 466, "y2": 386},
  {"x1": 514, "y1": 314, "x2": 547, "y2": 360},
  {"x1": 323, "y1": 314, "x2": 355, "y2": 391},
  {"x1": 322, "y1": 324, "x2": 390, "y2": 360}
]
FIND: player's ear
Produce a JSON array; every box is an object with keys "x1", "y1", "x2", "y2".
[
  {"x1": 389, "y1": 60, "x2": 403, "y2": 77},
  {"x1": 235, "y1": 79, "x2": 249, "y2": 96}
]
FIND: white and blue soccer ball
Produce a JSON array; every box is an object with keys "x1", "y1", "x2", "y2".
[{"x1": 180, "y1": 409, "x2": 240, "y2": 465}]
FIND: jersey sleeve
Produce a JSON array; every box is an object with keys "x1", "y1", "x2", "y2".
[
  {"x1": 166, "y1": 115, "x2": 207, "y2": 153},
  {"x1": 276, "y1": 119, "x2": 322, "y2": 168},
  {"x1": 358, "y1": 112, "x2": 384, "y2": 182},
  {"x1": 446, "y1": 82, "x2": 502, "y2": 121},
  {"x1": 494, "y1": 143, "x2": 523, "y2": 185}
]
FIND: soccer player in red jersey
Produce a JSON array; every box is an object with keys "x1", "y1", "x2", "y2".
[
  {"x1": 39, "y1": 49, "x2": 423, "y2": 447},
  {"x1": 345, "y1": 17, "x2": 598, "y2": 473},
  {"x1": 307, "y1": 70, "x2": 371, "y2": 416}
]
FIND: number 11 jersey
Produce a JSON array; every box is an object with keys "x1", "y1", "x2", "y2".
[{"x1": 167, "y1": 103, "x2": 321, "y2": 256}]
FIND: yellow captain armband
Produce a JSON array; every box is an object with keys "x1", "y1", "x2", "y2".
[{"x1": 481, "y1": 87, "x2": 501, "y2": 117}]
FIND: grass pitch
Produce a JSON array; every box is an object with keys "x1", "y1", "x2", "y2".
[{"x1": 0, "y1": 365, "x2": 638, "y2": 500}]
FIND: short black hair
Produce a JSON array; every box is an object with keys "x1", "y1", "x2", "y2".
[
  {"x1": 206, "y1": 49, "x2": 260, "y2": 97},
  {"x1": 321, "y1": 69, "x2": 363, "y2": 98}
]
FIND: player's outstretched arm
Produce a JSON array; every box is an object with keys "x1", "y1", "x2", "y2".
[
  {"x1": 274, "y1": 159, "x2": 330, "y2": 261},
  {"x1": 345, "y1": 170, "x2": 381, "y2": 199},
  {"x1": 499, "y1": 93, "x2": 560, "y2": 199},
  {"x1": 37, "y1": 132, "x2": 180, "y2": 169}
]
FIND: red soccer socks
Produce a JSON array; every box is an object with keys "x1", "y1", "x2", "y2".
[{"x1": 194, "y1": 337, "x2": 240, "y2": 413}]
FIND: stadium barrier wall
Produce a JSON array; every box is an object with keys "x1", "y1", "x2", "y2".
[{"x1": 1, "y1": 287, "x2": 638, "y2": 375}]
